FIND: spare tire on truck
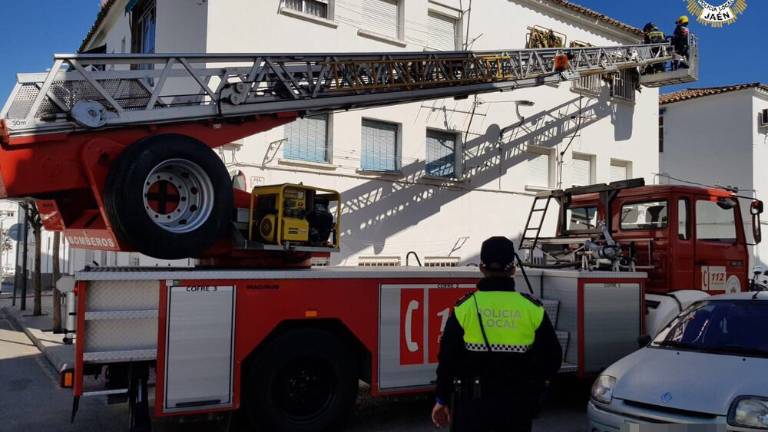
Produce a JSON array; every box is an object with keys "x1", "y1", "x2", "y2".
[{"x1": 104, "y1": 134, "x2": 233, "y2": 260}]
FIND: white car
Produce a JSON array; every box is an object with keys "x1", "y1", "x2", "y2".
[{"x1": 588, "y1": 292, "x2": 768, "y2": 431}]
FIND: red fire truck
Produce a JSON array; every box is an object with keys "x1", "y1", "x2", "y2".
[{"x1": 0, "y1": 43, "x2": 738, "y2": 432}]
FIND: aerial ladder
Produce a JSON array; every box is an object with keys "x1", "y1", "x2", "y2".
[{"x1": 0, "y1": 41, "x2": 695, "y2": 261}]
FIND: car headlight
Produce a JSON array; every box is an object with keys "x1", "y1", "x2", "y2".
[
  {"x1": 729, "y1": 397, "x2": 768, "y2": 429},
  {"x1": 591, "y1": 375, "x2": 616, "y2": 404}
]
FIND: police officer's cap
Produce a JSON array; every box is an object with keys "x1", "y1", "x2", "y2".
[{"x1": 480, "y1": 236, "x2": 516, "y2": 271}]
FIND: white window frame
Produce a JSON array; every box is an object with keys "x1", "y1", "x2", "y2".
[
  {"x1": 284, "y1": 0, "x2": 332, "y2": 18},
  {"x1": 281, "y1": 0, "x2": 338, "y2": 26},
  {"x1": 358, "y1": 0, "x2": 405, "y2": 45},
  {"x1": 282, "y1": 113, "x2": 332, "y2": 164},
  {"x1": 525, "y1": 146, "x2": 555, "y2": 190},
  {"x1": 571, "y1": 152, "x2": 596, "y2": 187},
  {"x1": 426, "y1": 5, "x2": 462, "y2": 51},
  {"x1": 425, "y1": 128, "x2": 461, "y2": 179},
  {"x1": 360, "y1": 118, "x2": 401, "y2": 173},
  {"x1": 609, "y1": 159, "x2": 632, "y2": 182}
]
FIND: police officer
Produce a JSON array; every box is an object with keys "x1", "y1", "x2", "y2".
[{"x1": 431, "y1": 237, "x2": 562, "y2": 431}]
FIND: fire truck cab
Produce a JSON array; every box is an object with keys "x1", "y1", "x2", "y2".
[{"x1": 521, "y1": 179, "x2": 764, "y2": 335}]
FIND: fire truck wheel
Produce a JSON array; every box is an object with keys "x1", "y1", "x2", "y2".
[
  {"x1": 104, "y1": 134, "x2": 233, "y2": 259},
  {"x1": 244, "y1": 329, "x2": 359, "y2": 432}
]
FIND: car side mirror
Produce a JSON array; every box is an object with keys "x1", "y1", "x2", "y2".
[
  {"x1": 637, "y1": 335, "x2": 652, "y2": 348},
  {"x1": 752, "y1": 201, "x2": 764, "y2": 244}
]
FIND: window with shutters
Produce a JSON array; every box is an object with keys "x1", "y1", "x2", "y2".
[
  {"x1": 611, "y1": 70, "x2": 637, "y2": 103},
  {"x1": 362, "y1": 0, "x2": 402, "y2": 40},
  {"x1": 284, "y1": 0, "x2": 330, "y2": 19},
  {"x1": 284, "y1": 114, "x2": 330, "y2": 163},
  {"x1": 610, "y1": 159, "x2": 632, "y2": 182},
  {"x1": 526, "y1": 147, "x2": 553, "y2": 188},
  {"x1": 426, "y1": 129, "x2": 458, "y2": 178},
  {"x1": 361, "y1": 119, "x2": 399, "y2": 172},
  {"x1": 570, "y1": 153, "x2": 594, "y2": 187},
  {"x1": 427, "y1": 11, "x2": 459, "y2": 51}
]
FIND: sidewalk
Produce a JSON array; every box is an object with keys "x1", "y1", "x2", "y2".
[{"x1": 0, "y1": 292, "x2": 74, "y2": 375}]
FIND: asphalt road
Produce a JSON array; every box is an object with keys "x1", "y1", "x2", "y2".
[{"x1": 0, "y1": 307, "x2": 587, "y2": 432}]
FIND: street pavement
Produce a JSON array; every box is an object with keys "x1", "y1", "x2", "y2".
[
  {"x1": 0, "y1": 295, "x2": 588, "y2": 432},
  {"x1": 0, "y1": 303, "x2": 128, "y2": 432}
]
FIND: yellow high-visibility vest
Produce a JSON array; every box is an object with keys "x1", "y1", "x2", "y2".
[{"x1": 454, "y1": 291, "x2": 544, "y2": 353}]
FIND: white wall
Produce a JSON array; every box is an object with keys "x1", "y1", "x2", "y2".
[
  {"x1": 206, "y1": 0, "x2": 659, "y2": 265},
  {"x1": 752, "y1": 90, "x2": 768, "y2": 267},
  {"x1": 72, "y1": 0, "x2": 660, "y2": 267},
  {"x1": 660, "y1": 90, "x2": 754, "y2": 190},
  {"x1": 660, "y1": 88, "x2": 767, "y2": 269}
]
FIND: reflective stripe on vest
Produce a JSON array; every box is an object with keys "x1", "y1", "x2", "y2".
[
  {"x1": 454, "y1": 291, "x2": 544, "y2": 353},
  {"x1": 648, "y1": 31, "x2": 665, "y2": 43}
]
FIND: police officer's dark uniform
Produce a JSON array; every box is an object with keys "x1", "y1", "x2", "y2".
[{"x1": 432, "y1": 237, "x2": 562, "y2": 432}]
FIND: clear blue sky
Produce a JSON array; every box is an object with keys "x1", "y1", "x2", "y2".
[{"x1": 0, "y1": 0, "x2": 764, "y2": 100}]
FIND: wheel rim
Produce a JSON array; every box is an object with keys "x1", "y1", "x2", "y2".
[
  {"x1": 142, "y1": 158, "x2": 215, "y2": 234},
  {"x1": 272, "y1": 356, "x2": 337, "y2": 421}
]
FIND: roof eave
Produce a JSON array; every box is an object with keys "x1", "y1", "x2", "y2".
[
  {"x1": 79, "y1": 0, "x2": 123, "y2": 53},
  {"x1": 517, "y1": 0, "x2": 643, "y2": 43},
  {"x1": 661, "y1": 84, "x2": 767, "y2": 106}
]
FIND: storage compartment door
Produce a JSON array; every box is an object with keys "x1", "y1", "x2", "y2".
[
  {"x1": 164, "y1": 286, "x2": 235, "y2": 412},
  {"x1": 583, "y1": 283, "x2": 641, "y2": 373}
]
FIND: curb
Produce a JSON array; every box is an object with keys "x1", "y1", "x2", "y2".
[{"x1": 1, "y1": 306, "x2": 71, "y2": 373}]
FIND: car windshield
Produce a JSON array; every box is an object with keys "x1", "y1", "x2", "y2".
[{"x1": 652, "y1": 300, "x2": 768, "y2": 356}]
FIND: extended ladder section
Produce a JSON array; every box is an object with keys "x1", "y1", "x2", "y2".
[{"x1": 1, "y1": 42, "x2": 687, "y2": 139}]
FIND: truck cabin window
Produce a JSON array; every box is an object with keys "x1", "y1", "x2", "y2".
[
  {"x1": 567, "y1": 207, "x2": 598, "y2": 231},
  {"x1": 697, "y1": 199, "x2": 737, "y2": 242},
  {"x1": 620, "y1": 201, "x2": 668, "y2": 230}
]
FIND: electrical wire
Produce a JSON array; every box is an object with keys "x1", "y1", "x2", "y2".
[{"x1": 654, "y1": 173, "x2": 756, "y2": 193}]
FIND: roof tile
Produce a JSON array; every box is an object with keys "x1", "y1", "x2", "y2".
[
  {"x1": 543, "y1": 0, "x2": 643, "y2": 36},
  {"x1": 660, "y1": 83, "x2": 768, "y2": 105},
  {"x1": 79, "y1": 0, "x2": 118, "y2": 53}
]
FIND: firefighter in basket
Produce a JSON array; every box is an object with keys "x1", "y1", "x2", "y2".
[{"x1": 431, "y1": 236, "x2": 563, "y2": 431}]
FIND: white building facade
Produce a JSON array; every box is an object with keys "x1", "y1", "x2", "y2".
[
  {"x1": 659, "y1": 83, "x2": 768, "y2": 269},
  {"x1": 67, "y1": 0, "x2": 661, "y2": 267}
]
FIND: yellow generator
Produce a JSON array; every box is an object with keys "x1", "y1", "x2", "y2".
[{"x1": 248, "y1": 184, "x2": 341, "y2": 248}]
